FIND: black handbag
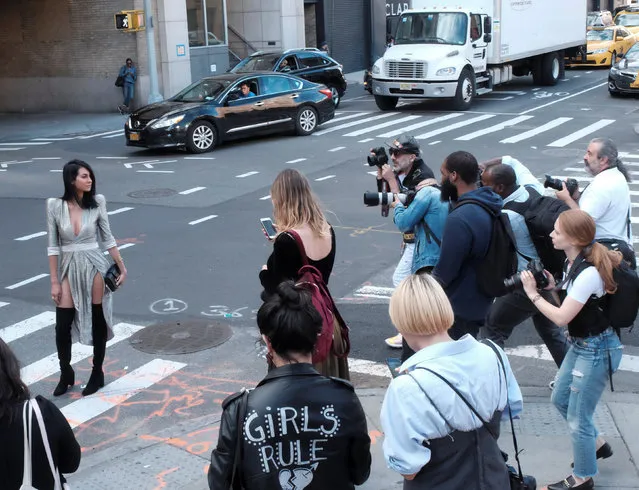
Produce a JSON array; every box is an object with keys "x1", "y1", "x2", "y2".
[
  {"x1": 104, "y1": 263, "x2": 120, "y2": 292},
  {"x1": 115, "y1": 75, "x2": 124, "y2": 87}
]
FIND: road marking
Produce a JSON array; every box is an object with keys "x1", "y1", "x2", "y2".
[
  {"x1": 15, "y1": 231, "x2": 47, "y2": 241},
  {"x1": 96, "y1": 156, "x2": 128, "y2": 160},
  {"x1": 0, "y1": 142, "x2": 51, "y2": 146},
  {"x1": 378, "y1": 113, "x2": 464, "y2": 138},
  {"x1": 320, "y1": 112, "x2": 372, "y2": 125},
  {"x1": 62, "y1": 358, "x2": 187, "y2": 429},
  {"x1": 493, "y1": 90, "x2": 527, "y2": 95},
  {"x1": 429, "y1": 141, "x2": 441, "y2": 145},
  {"x1": 586, "y1": 71, "x2": 593, "y2": 74},
  {"x1": 136, "y1": 170, "x2": 175, "y2": 173},
  {"x1": 50, "y1": 169, "x2": 62, "y2": 172},
  {"x1": 344, "y1": 115, "x2": 422, "y2": 137},
  {"x1": 1, "y1": 160, "x2": 32, "y2": 168},
  {"x1": 77, "y1": 130, "x2": 123, "y2": 139},
  {"x1": 329, "y1": 146, "x2": 346, "y2": 152},
  {"x1": 367, "y1": 171, "x2": 378, "y2": 176},
  {"x1": 547, "y1": 119, "x2": 616, "y2": 147},
  {"x1": 500, "y1": 117, "x2": 573, "y2": 144},
  {"x1": 315, "y1": 175, "x2": 336, "y2": 181},
  {"x1": 520, "y1": 82, "x2": 607, "y2": 115},
  {"x1": 5, "y1": 274, "x2": 49, "y2": 290},
  {"x1": 619, "y1": 153, "x2": 639, "y2": 159},
  {"x1": 102, "y1": 131, "x2": 125, "y2": 139},
  {"x1": 236, "y1": 171, "x2": 259, "y2": 178},
  {"x1": 123, "y1": 159, "x2": 162, "y2": 168},
  {"x1": 103, "y1": 243, "x2": 136, "y2": 255},
  {"x1": 455, "y1": 115, "x2": 534, "y2": 141},
  {"x1": 179, "y1": 186, "x2": 206, "y2": 195},
  {"x1": 189, "y1": 215, "x2": 218, "y2": 225},
  {"x1": 348, "y1": 358, "x2": 392, "y2": 378},
  {"x1": 21, "y1": 322, "x2": 146, "y2": 387},
  {"x1": 415, "y1": 114, "x2": 496, "y2": 139},
  {"x1": 314, "y1": 113, "x2": 398, "y2": 136},
  {"x1": 184, "y1": 156, "x2": 216, "y2": 160},
  {"x1": 260, "y1": 195, "x2": 271, "y2": 200},
  {"x1": 0, "y1": 148, "x2": 24, "y2": 151},
  {"x1": 32, "y1": 157, "x2": 62, "y2": 160},
  {"x1": 107, "y1": 207, "x2": 134, "y2": 216},
  {"x1": 0, "y1": 302, "x2": 8, "y2": 308},
  {"x1": 31, "y1": 137, "x2": 75, "y2": 141},
  {"x1": 484, "y1": 96, "x2": 514, "y2": 101},
  {"x1": 286, "y1": 158, "x2": 307, "y2": 164},
  {"x1": 0, "y1": 311, "x2": 56, "y2": 344},
  {"x1": 354, "y1": 286, "x2": 394, "y2": 298},
  {"x1": 358, "y1": 138, "x2": 375, "y2": 143},
  {"x1": 564, "y1": 166, "x2": 639, "y2": 177}
]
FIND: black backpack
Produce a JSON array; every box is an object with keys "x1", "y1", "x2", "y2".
[
  {"x1": 456, "y1": 199, "x2": 518, "y2": 298},
  {"x1": 504, "y1": 187, "x2": 569, "y2": 277}
]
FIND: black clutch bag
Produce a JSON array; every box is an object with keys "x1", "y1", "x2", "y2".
[{"x1": 104, "y1": 264, "x2": 121, "y2": 292}]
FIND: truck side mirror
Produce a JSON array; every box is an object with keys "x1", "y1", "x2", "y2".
[
  {"x1": 484, "y1": 17, "x2": 492, "y2": 34},
  {"x1": 484, "y1": 33, "x2": 492, "y2": 43}
]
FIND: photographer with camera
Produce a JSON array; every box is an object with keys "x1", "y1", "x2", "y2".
[
  {"x1": 555, "y1": 138, "x2": 635, "y2": 269},
  {"x1": 481, "y1": 164, "x2": 568, "y2": 369}
]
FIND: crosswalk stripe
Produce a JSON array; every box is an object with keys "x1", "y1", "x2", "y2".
[
  {"x1": 0, "y1": 311, "x2": 56, "y2": 344},
  {"x1": 377, "y1": 113, "x2": 464, "y2": 138},
  {"x1": 415, "y1": 114, "x2": 496, "y2": 139},
  {"x1": 321, "y1": 112, "x2": 372, "y2": 125},
  {"x1": 547, "y1": 119, "x2": 616, "y2": 148},
  {"x1": 343, "y1": 115, "x2": 422, "y2": 137},
  {"x1": 314, "y1": 113, "x2": 398, "y2": 136},
  {"x1": 455, "y1": 115, "x2": 534, "y2": 141},
  {"x1": 500, "y1": 117, "x2": 573, "y2": 144},
  {"x1": 62, "y1": 358, "x2": 186, "y2": 429},
  {"x1": 20, "y1": 322, "x2": 145, "y2": 386},
  {"x1": 564, "y1": 166, "x2": 639, "y2": 177}
]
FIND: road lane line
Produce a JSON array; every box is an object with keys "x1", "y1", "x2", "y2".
[
  {"x1": 103, "y1": 243, "x2": 135, "y2": 255},
  {"x1": 0, "y1": 142, "x2": 51, "y2": 146},
  {"x1": 50, "y1": 170, "x2": 62, "y2": 172},
  {"x1": 184, "y1": 156, "x2": 215, "y2": 160},
  {"x1": 179, "y1": 186, "x2": 206, "y2": 195},
  {"x1": 107, "y1": 207, "x2": 134, "y2": 216},
  {"x1": 286, "y1": 158, "x2": 307, "y2": 164},
  {"x1": 62, "y1": 358, "x2": 187, "y2": 428},
  {"x1": 415, "y1": 114, "x2": 496, "y2": 139},
  {"x1": 315, "y1": 175, "x2": 336, "y2": 181},
  {"x1": 0, "y1": 312, "x2": 56, "y2": 344},
  {"x1": 32, "y1": 137, "x2": 75, "y2": 141},
  {"x1": 189, "y1": 215, "x2": 218, "y2": 225},
  {"x1": 314, "y1": 113, "x2": 398, "y2": 136},
  {"x1": 455, "y1": 115, "x2": 534, "y2": 141},
  {"x1": 344, "y1": 115, "x2": 422, "y2": 137},
  {"x1": 15, "y1": 231, "x2": 47, "y2": 241},
  {"x1": 358, "y1": 138, "x2": 374, "y2": 143},
  {"x1": 236, "y1": 171, "x2": 259, "y2": 178},
  {"x1": 320, "y1": 112, "x2": 372, "y2": 125},
  {"x1": 547, "y1": 119, "x2": 616, "y2": 147},
  {"x1": 377, "y1": 113, "x2": 464, "y2": 138},
  {"x1": 0, "y1": 302, "x2": 8, "y2": 308},
  {"x1": 32, "y1": 157, "x2": 63, "y2": 160},
  {"x1": 0, "y1": 148, "x2": 24, "y2": 151},
  {"x1": 77, "y1": 130, "x2": 123, "y2": 139},
  {"x1": 21, "y1": 322, "x2": 146, "y2": 387},
  {"x1": 96, "y1": 156, "x2": 127, "y2": 159},
  {"x1": 5, "y1": 274, "x2": 50, "y2": 290},
  {"x1": 500, "y1": 117, "x2": 573, "y2": 144},
  {"x1": 136, "y1": 170, "x2": 175, "y2": 173},
  {"x1": 102, "y1": 131, "x2": 125, "y2": 139},
  {"x1": 429, "y1": 141, "x2": 441, "y2": 145},
  {"x1": 259, "y1": 195, "x2": 271, "y2": 200},
  {"x1": 520, "y1": 82, "x2": 608, "y2": 115},
  {"x1": 329, "y1": 146, "x2": 346, "y2": 152}
]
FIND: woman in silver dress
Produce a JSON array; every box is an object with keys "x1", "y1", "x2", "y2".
[{"x1": 46, "y1": 160, "x2": 127, "y2": 397}]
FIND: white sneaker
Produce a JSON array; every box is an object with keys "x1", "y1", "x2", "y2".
[
  {"x1": 549, "y1": 372, "x2": 559, "y2": 390},
  {"x1": 385, "y1": 334, "x2": 403, "y2": 349}
]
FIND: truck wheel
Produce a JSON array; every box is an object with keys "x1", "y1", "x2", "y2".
[
  {"x1": 374, "y1": 95, "x2": 398, "y2": 111},
  {"x1": 452, "y1": 69, "x2": 475, "y2": 111},
  {"x1": 539, "y1": 52, "x2": 560, "y2": 86}
]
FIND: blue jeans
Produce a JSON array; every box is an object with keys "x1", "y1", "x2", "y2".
[
  {"x1": 550, "y1": 328, "x2": 622, "y2": 478},
  {"x1": 123, "y1": 83, "x2": 135, "y2": 107}
]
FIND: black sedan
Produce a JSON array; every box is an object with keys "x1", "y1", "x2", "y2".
[
  {"x1": 125, "y1": 73, "x2": 335, "y2": 153},
  {"x1": 609, "y1": 42, "x2": 639, "y2": 96}
]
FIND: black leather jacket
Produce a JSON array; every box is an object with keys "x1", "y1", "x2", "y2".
[{"x1": 208, "y1": 363, "x2": 371, "y2": 490}]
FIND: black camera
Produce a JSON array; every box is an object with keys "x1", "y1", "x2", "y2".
[
  {"x1": 367, "y1": 147, "x2": 389, "y2": 167},
  {"x1": 544, "y1": 174, "x2": 579, "y2": 196},
  {"x1": 503, "y1": 259, "x2": 549, "y2": 293},
  {"x1": 363, "y1": 191, "x2": 408, "y2": 206}
]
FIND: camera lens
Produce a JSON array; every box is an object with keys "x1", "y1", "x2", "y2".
[{"x1": 503, "y1": 275, "x2": 522, "y2": 292}]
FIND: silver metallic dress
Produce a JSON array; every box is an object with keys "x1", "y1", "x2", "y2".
[{"x1": 46, "y1": 194, "x2": 116, "y2": 345}]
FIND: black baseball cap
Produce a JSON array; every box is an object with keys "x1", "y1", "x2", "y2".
[{"x1": 385, "y1": 134, "x2": 420, "y2": 155}]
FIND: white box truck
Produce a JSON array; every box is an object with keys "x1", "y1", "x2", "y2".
[{"x1": 371, "y1": 0, "x2": 587, "y2": 110}]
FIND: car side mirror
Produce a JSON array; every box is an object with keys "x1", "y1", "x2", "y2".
[
  {"x1": 622, "y1": 58, "x2": 629, "y2": 69},
  {"x1": 484, "y1": 33, "x2": 492, "y2": 43},
  {"x1": 484, "y1": 16, "x2": 492, "y2": 34}
]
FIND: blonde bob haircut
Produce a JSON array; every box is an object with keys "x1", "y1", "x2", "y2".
[{"x1": 389, "y1": 273, "x2": 454, "y2": 336}]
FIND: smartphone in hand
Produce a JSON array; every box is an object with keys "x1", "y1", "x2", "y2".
[
  {"x1": 260, "y1": 217, "x2": 277, "y2": 240},
  {"x1": 386, "y1": 357, "x2": 402, "y2": 378}
]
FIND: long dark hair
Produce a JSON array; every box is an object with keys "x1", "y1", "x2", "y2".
[
  {"x1": 61, "y1": 159, "x2": 98, "y2": 209},
  {"x1": 257, "y1": 281, "x2": 322, "y2": 362},
  {"x1": 0, "y1": 339, "x2": 30, "y2": 421}
]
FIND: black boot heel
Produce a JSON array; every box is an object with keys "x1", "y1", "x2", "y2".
[
  {"x1": 53, "y1": 367, "x2": 75, "y2": 397},
  {"x1": 82, "y1": 368, "x2": 104, "y2": 396}
]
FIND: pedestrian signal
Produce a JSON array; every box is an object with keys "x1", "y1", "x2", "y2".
[{"x1": 114, "y1": 11, "x2": 145, "y2": 32}]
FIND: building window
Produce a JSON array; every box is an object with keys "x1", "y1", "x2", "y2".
[{"x1": 187, "y1": 0, "x2": 226, "y2": 48}]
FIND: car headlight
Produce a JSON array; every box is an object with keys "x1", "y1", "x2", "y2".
[
  {"x1": 372, "y1": 64, "x2": 381, "y2": 74},
  {"x1": 151, "y1": 115, "x2": 185, "y2": 129},
  {"x1": 436, "y1": 67, "x2": 457, "y2": 76},
  {"x1": 592, "y1": 48, "x2": 608, "y2": 54}
]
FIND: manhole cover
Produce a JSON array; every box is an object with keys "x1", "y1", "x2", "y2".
[
  {"x1": 128, "y1": 188, "x2": 177, "y2": 198},
  {"x1": 129, "y1": 318, "x2": 233, "y2": 354},
  {"x1": 542, "y1": 148, "x2": 583, "y2": 158}
]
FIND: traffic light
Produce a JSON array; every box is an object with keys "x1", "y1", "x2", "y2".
[{"x1": 114, "y1": 10, "x2": 145, "y2": 32}]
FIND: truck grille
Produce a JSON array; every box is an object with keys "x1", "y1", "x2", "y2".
[{"x1": 385, "y1": 61, "x2": 426, "y2": 79}]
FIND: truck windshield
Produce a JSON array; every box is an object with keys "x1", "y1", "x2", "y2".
[{"x1": 394, "y1": 12, "x2": 468, "y2": 46}]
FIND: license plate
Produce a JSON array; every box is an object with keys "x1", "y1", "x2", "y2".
[
  {"x1": 129, "y1": 133, "x2": 140, "y2": 141},
  {"x1": 400, "y1": 83, "x2": 412, "y2": 90}
]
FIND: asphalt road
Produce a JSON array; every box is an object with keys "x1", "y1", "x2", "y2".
[{"x1": 2, "y1": 67, "x2": 639, "y2": 466}]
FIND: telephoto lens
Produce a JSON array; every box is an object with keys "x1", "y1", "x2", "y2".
[{"x1": 363, "y1": 192, "x2": 407, "y2": 206}]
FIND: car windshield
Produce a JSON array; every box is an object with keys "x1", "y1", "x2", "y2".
[
  {"x1": 171, "y1": 80, "x2": 231, "y2": 102},
  {"x1": 625, "y1": 44, "x2": 639, "y2": 61},
  {"x1": 232, "y1": 54, "x2": 281, "y2": 73},
  {"x1": 394, "y1": 12, "x2": 468, "y2": 46},
  {"x1": 616, "y1": 13, "x2": 639, "y2": 26},
  {"x1": 587, "y1": 30, "x2": 613, "y2": 41}
]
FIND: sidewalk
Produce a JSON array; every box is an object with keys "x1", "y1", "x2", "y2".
[
  {"x1": 0, "y1": 113, "x2": 127, "y2": 142},
  {"x1": 70, "y1": 385, "x2": 639, "y2": 489}
]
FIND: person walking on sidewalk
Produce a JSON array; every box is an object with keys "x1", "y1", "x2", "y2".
[
  {"x1": 47, "y1": 160, "x2": 128, "y2": 397},
  {"x1": 0, "y1": 339, "x2": 81, "y2": 490},
  {"x1": 208, "y1": 281, "x2": 371, "y2": 490},
  {"x1": 380, "y1": 273, "x2": 523, "y2": 489},
  {"x1": 521, "y1": 209, "x2": 623, "y2": 490},
  {"x1": 118, "y1": 58, "x2": 137, "y2": 114}
]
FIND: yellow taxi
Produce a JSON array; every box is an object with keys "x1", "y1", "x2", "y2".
[
  {"x1": 614, "y1": 7, "x2": 639, "y2": 35},
  {"x1": 572, "y1": 26, "x2": 637, "y2": 67}
]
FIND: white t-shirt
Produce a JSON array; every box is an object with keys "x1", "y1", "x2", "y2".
[
  {"x1": 564, "y1": 265, "x2": 605, "y2": 303},
  {"x1": 579, "y1": 167, "x2": 631, "y2": 245}
]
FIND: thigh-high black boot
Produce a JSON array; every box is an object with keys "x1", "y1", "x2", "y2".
[
  {"x1": 53, "y1": 307, "x2": 76, "y2": 396},
  {"x1": 82, "y1": 304, "x2": 107, "y2": 396}
]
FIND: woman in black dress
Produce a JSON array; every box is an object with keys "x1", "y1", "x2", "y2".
[{"x1": 259, "y1": 168, "x2": 349, "y2": 379}]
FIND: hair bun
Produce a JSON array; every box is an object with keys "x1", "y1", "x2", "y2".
[{"x1": 275, "y1": 280, "x2": 304, "y2": 309}]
